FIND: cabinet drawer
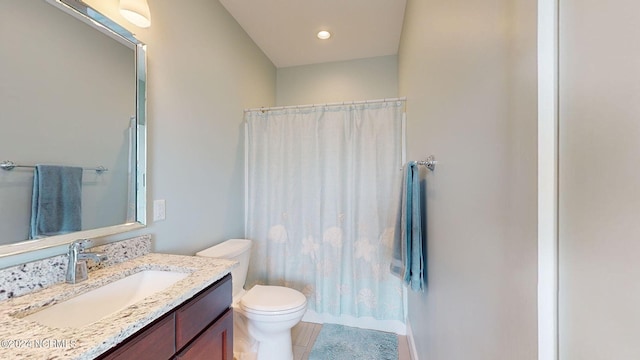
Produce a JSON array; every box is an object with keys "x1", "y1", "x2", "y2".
[
  {"x1": 101, "y1": 313, "x2": 175, "y2": 360},
  {"x1": 175, "y1": 274, "x2": 231, "y2": 350},
  {"x1": 174, "y1": 309, "x2": 233, "y2": 360}
]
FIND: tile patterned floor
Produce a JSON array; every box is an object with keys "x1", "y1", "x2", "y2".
[{"x1": 291, "y1": 321, "x2": 411, "y2": 360}]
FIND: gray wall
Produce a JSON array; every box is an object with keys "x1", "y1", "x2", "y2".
[
  {"x1": 398, "y1": 0, "x2": 538, "y2": 359},
  {"x1": 0, "y1": 0, "x2": 134, "y2": 244},
  {"x1": 0, "y1": 0, "x2": 276, "y2": 267},
  {"x1": 276, "y1": 56, "x2": 398, "y2": 106},
  {"x1": 131, "y1": 0, "x2": 275, "y2": 256},
  {"x1": 559, "y1": 1, "x2": 640, "y2": 358}
]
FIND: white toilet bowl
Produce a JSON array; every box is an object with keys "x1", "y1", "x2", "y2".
[
  {"x1": 196, "y1": 239, "x2": 307, "y2": 360},
  {"x1": 238, "y1": 285, "x2": 307, "y2": 360}
]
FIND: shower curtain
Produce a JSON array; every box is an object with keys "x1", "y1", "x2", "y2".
[{"x1": 245, "y1": 100, "x2": 405, "y2": 324}]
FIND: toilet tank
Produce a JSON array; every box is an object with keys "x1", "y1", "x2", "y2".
[{"x1": 196, "y1": 239, "x2": 252, "y2": 297}]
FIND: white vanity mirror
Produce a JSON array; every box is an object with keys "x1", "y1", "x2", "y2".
[{"x1": 0, "y1": 0, "x2": 147, "y2": 256}]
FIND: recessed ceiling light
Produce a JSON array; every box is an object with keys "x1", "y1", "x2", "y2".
[{"x1": 317, "y1": 30, "x2": 331, "y2": 40}]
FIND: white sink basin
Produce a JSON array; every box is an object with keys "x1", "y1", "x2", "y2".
[{"x1": 23, "y1": 270, "x2": 189, "y2": 328}]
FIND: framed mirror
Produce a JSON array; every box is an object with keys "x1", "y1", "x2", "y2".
[{"x1": 0, "y1": 0, "x2": 147, "y2": 257}]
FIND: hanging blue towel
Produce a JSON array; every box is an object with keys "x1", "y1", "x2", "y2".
[
  {"x1": 390, "y1": 161, "x2": 425, "y2": 291},
  {"x1": 29, "y1": 165, "x2": 83, "y2": 239}
]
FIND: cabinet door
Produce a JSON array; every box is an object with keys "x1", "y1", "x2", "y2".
[
  {"x1": 175, "y1": 309, "x2": 233, "y2": 360},
  {"x1": 100, "y1": 313, "x2": 175, "y2": 360},
  {"x1": 175, "y1": 274, "x2": 232, "y2": 349}
]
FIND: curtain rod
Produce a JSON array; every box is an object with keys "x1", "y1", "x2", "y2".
[{"x1": 244, "y1": 97, "x2": 407, "y2": 113}]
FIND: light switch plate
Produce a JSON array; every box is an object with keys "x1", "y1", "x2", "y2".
[{"x1": 153, "y1": 199, "x2": 166, "y2": 221}]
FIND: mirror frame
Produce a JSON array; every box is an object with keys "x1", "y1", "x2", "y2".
[{"x1": 0, "y1": 0, "x2": 147, "y2": 257}]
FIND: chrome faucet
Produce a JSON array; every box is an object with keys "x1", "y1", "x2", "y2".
[{"x1": 66, "y1": 240, "x2": 108, "y2": 284}]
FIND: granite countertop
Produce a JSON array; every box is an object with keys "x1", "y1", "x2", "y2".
[{"x1": 0, "y1": 253, "x2": 236, "y2": 360}]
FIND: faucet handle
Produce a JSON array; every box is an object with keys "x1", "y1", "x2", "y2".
[{"x1": 69, "y1": 239, "x2": 92, "y2": 252}]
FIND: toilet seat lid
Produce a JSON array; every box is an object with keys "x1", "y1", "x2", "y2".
[{"x1": 240, "y1": 285, "x2": 307, "y2": 313}]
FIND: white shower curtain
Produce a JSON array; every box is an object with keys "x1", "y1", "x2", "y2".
[{"x1": 245, "y1": 100, "x2": 405, "y2": 324}]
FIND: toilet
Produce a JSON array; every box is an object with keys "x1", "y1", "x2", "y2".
[{"x1": 196, "y1": 239, "x2": 307, "y2": 360}]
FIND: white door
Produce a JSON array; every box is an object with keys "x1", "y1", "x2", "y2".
[{"x1": 559, "y1": 1, "x2": 640, "y2": 359}]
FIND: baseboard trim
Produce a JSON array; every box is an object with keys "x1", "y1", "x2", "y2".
[
  {"x1": 302, "y1": 310, "x2": 406, "y2": 335},
  {"x1": 406, "y1": 319, "x2": 420, "y2": 360}
]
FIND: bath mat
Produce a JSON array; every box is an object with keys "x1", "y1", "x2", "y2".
[{"x1": 309, "y1": 324, "x2": 398, "y2": 360}]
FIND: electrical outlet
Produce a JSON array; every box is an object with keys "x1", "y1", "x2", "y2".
[{"x1": 153, "y1": 199, "x2": 166, "y2": 221}]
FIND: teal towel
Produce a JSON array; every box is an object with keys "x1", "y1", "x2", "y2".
[
  {"x1": 29, "y1": 165, "x2": 83, "y2": 239},
  {"x1": 390, "y1": 161, "x2": 425, "y2": 291}
]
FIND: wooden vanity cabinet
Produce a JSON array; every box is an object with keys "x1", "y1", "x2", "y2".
[
  {"x1": 98, "y1": 273, "x2": 232, "y2": 360},
  {"x1": 174, "y1": 309, "x2": 233, "y2": 359}
]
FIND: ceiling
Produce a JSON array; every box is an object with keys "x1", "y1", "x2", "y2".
[{"x1": 218, "y1": 0, "x2": 408, "y2": 68}]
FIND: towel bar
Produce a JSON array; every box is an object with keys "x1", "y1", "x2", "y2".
[
  {"x1": 416, "y1": 155, "x2": 437, "y2": 171},
  {"x1": 0, "y1": 160, "x2": 108, "y2": 174}
]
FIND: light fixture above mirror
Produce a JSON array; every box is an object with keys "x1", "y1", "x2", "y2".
[{"x1": 119, "y1": 0, "x2": 151, "y2": 28}]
